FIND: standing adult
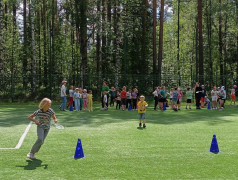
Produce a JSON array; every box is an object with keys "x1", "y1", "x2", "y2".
[
  {"x1": 60, "y1": 80, "x2": 67, "y2": 111},
  {"x1": 194, "y1": 82, "x2": 202, "y2": 109},
  {"x1": 101, "y1": 81, "x2": 110, "y2": 108}
]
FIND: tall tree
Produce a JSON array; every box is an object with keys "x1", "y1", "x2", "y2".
[
  {"x1": 141, "y1": 0, "x2": 149, "y2": 75},
  {"x1": 22, "y1": 0, "x2": 28, "y2": 89},
  {"x1": 30, "y1": 0, "x2": 37, "y2": 95},
  {"x1": 79, "y1": 0, "x2": 88, "y2": 87},
  {"x1": 0, "y1": 0, "x2": 3, "y2": 75},
  {"x1": 219, "y1": 0, "x2": 223, "y2": 85},
  {"x1": 197, "y1": 0, "x2": 204, "y2": 84},
  {"x1": 42, "y1": 0, "x2": 48, "y2": 86},
  {"x1": 236, "y1": 0, "x2": 238, "y2": 79},
  {"x1": 101, "y1": 0, "x2": 106, "y2": 76},
  {"x1": 96, "y1": 0, "x2": 101, "y2": 92},
  {"x1": 152, "y1": 0, "x2": 157, "y2": 75},
  {"x1": 113, "y1": 0, "x2": 120, "y2": 89},
  {"x1": 177, "y1": 0, "x2": 180, "y2": 86},
  {"x1": 158, "y1": 0, "x2": 164, "y2": 85}
]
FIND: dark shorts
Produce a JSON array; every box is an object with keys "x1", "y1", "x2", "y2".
[
  {"x1": 121, "y1": 98, "x2": 127, "y2": 105},
  {"x1": 187, "y1": 99, "x2": 192, "y2": 103},
  {"x1": 158, "y1": 98, "x2": 166, "y2": 102},
  {"x1": 177, "y1": 99, "x2": 180, "y2": 104}
]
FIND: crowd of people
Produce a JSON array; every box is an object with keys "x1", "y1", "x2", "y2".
[
  {"x1": 59, "y1": 80, "x2": 237, "y2": 113},
  {"x1": 25, "y1": 81, "x2": 237, "y2": 159},
  {"x1": 59, "y1": 80, "x2": 93, "y2": 112}
]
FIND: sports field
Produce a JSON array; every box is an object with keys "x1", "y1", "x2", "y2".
[{"x1": 0, "y1": 103, "x2": 238, "y2": 179}]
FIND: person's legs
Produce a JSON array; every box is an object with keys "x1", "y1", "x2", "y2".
[
  {"x1": 101, "y1": 95, "x2": 104, "y2": 108},
  {"x1": 31, "y1": 127, "x2": 49, "y2": 154}
]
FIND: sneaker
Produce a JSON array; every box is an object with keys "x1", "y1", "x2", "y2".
[
  {"x1": 143, "y1": 124, "x2": 146, "y2": 128},
  {"x1": 27, "y1": 152, "x2": 36, "y2": 160},
  {"x1": 139, "y1": 123, "x2": 142, "y2": 127},
  {"x1": 189, "y1": 108, "x2": 191, "y2": 110}
]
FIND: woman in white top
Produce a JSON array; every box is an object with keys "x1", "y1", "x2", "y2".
[{"x1": 60, "y1": 80, "x2": 67, "y2": 111}]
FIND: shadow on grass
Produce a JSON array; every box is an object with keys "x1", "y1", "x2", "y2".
[
  {"x1": 16, "y1": 159, "x2": 48, "y2": 170},
  {"x1": 0, "y1": 104, "x2": 237, "y2": 127}
]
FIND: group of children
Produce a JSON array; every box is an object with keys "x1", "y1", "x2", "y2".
[
  {"x1": 26, "y1": 83, "x2": 237, "y2": 160},
  {"x1": 108, "y1": 86, "x2": 140, "y2": 111},
  {"x1": 153, "y1": 85, "x2": 237, "y2": 112},
  {"x1": 67, "y1": 86, "x2": 93, "y2": 112}
]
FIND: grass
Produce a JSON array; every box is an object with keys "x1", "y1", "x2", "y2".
[{"x1": 0, "y1": 103, "x2": 238, "y2": 179}]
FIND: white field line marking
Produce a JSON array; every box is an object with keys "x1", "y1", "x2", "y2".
[{"x1": 0, "y1": 121, "x2": 32, "y2": 150}]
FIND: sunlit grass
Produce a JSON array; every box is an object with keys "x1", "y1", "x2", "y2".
[{"x1": 0, "y1": 103, "x2": 238, "y2": 179}]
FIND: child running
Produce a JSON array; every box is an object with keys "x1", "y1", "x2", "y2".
[
  {"x1": 27, "y1": 98, "x2": 58, "y2": 160},
  {"x1": 137, "y1": 95, "x2": 148, "y2": 128}
]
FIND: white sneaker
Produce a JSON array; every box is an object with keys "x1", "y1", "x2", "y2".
[{"x1": 27, "y1": 152, "x2": 36, "y2": 160}]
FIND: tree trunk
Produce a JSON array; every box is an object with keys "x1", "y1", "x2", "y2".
[
  {"x1": 107, "y1": 0, "x2": 112, "y2": 70},
  {"x1": 198, "y1": 0, "x2": 204, "y2": 84},
  {"x1": 207, "y1": 0, "x2": 213, "y2": 86},
  {"x1": 141, "y1": 0, "x2": 149, "y2": 75},
  {"x1": 79, "y1": 0, "x2": 88, "y2": 87},
  {"x1": 219, "y1": 0, "x2": 223, "y2": 85},
  {"x1": 36, "y1": 9, "x2": 41, "y2": 86},
  {"x1": 113, "y1": 0, "x2": 120, "y2": 89},
  {"x1": 4, "y1": 1, "x2": 7, "y2": 29},
  {"x1": 0, "y1": 0, "x2": 3, "y2": 75},
  {"x1": 177, "y1": 0, "x2": 180, "y2": 86},
  {"x1": 158, "y1": 0, "x2": 164, "y2": 86},
  {"x1": 42, "y1": 0, "x2": 48, "y2": 86},
  {"x1": 96, "y1": 0, "x2": 101, "y2": 94},
  {"x1": 236, "y1": 0, "x2": 238, "y2": 80},
  {"x1": 101, "y1": 0, "x2": 106, "y2": 76},
  {"x1": 152, "y1": 0, "x2": 157, "y2": 75},
  {"x1": 22, "y1": 0, "x2": 28, "y2": 89},
  {"x1": 30, "y1": 0, "x2": 37, "y2": 96}
]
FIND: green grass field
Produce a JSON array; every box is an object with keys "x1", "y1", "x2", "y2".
[{"x1": 0, "y1": 103, "x2": 238, "y2": 179}]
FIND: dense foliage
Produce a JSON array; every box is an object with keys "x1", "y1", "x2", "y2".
[{"x1": 0, "y1": 0, "x2": 237, "y2": 101}]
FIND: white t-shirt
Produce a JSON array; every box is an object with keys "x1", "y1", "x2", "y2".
[
  {"x1": 153, "y1": 90, "x2": 158, "y2": 97},
  {"x1": 69, "y1": 89, "x2": 74, "y2": 97},
  {"x1": 61, "y1": 85, "x2": 66, "y2": 97},
  {"x1": 211, "y1": 90, "x2": 218, "y2": 97}
]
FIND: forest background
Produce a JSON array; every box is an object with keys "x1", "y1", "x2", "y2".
[{"x1": 0, "y1": 0, "x2": 237, "y2": 101}]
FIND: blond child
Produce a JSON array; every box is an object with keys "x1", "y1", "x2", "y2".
[
  {"x1": 88, "y1": 90, "x2": 93, "y2": 112},
  {"x1": 27, "y1": 98, "x2": 58, "y2": 159},
  {"x1": 137, "y1": 95, "x2": 148, "y2": 128}
]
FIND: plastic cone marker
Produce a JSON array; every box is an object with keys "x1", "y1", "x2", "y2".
[
  {"x1": 69, "y1": 104, "x2": 73, "y2": 111},
  {"x1": 163, "y1": 103, "x2": 166, "y2": 111},
  {"x1": 128, "y1": 104, "x2": 132, "y2": 111},
  {"x1": 74, "y1": 139, "x2": 85, "y2": 159},
  {"x1": 207, "y1": 102, "x2": 211, "y2": 110},
  {"x1": 210, "y1": 134, "x2": 220, "y2": 154}
]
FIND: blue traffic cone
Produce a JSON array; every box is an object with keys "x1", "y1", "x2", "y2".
[
  {"x1": 210, "y1": 134, "x2": 219, "y2": 154},
  {"x1": 69, "y1": 104, "x2": 73, "y2": 111},
  {"x1": 74, "y1": 139, "x2": 85, "y2": 159},
  {"x1": 128, "y1": 104, "x2": 132, "y2": 111},
  {"x1": 163, "y1": 103, "x2": 167, "y2": 111},
  {"x1": 207, "y1": 102, "x2": 211, "y2": 110}
]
